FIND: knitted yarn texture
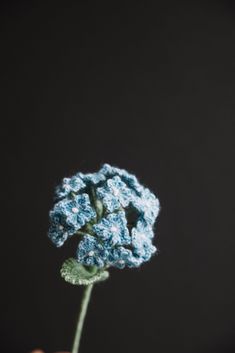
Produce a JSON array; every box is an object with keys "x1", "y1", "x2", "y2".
[{"x1": 48, "y1": 164, "x2": 160, "y2": 269}]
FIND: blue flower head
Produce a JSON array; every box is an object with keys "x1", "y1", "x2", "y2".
[{"x1": 48, "y1": 164, "x2": 160, "y2": 269}]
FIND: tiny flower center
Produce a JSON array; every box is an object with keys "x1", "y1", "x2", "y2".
[
  {"x1": 59, "y1": 225, "x2": 64, "y2": 230},
  {"x1": 139, "y1": 232, "x2": 146, "y2": 239},
  {"x1": 111, "y1": 226, "x2": 118, "y2": 232},
  {"x1": 72, "y1": 207, "x2": 79, "y2": 213},
  {"x1": 88, "y1": 251, "x2": 94, "y2": 256},
  {"x1": 113, "y1": 188, "x2": 119, "y2": 196},
  {"x1": 119, "y1": 260, "x2": 125, "y2": 264}
]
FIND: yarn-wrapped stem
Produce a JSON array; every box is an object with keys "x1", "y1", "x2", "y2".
[{"x1": 71, "y1": 284, "x2": 94, "y2": 353}]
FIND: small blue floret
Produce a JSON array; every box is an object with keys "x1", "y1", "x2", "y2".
[
  {"x1": 93, "y1": 211, "x2": 131, "y2": 246},
  {"x1": 55, "y1": 176, "x2": 86, "y2": 199},
  {"x1": 97, "y1": 176, "x2": 133, "y2": 212}
]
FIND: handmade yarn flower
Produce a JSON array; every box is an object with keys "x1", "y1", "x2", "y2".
[
  {"x1": 48, "y1": 164, "x2": 160, "y2": 285},
  {"x1": 48, "y1": 164, "x2": 161, "y2": 353}
]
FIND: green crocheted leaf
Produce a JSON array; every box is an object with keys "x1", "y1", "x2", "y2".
[{"x1": 60, "y1": 258, "x2": 109, "y2": 286}]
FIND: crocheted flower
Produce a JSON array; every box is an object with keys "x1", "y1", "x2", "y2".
[
  {"x1": 49, "y1": 193, "x2": 96, "y2": 247},
  {"x1": 131, "y1": 220, "x2": 156, "y2": 261},
  {"x1": 97, "y1": 176, "x2": 133, "y2": 212},
  {"x1": 48, "y1": 213, "x2": 70, "y2": 247},
  {"x1": 48, "y1": 164, "x2": 160, "y2": 271},
  {"x1": 100, "y1": 164, "x2": 144, "y2": 195},
  {"x1": 93, "y1": 211, "x2": 131, "y2": 246},
  {"x1": 76, "y1": 234, "x2": 109, "y2": 268},
  {"x1": 131, "y1": 188, "x2": 160, "y2": 225},
  {"x1": 55, "y1": 176, "x2": 86, "y2": 199}
]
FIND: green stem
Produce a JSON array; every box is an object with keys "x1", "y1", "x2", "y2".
[{"x1": 71, "y1": 284, "x2": 94, "y2": 353}]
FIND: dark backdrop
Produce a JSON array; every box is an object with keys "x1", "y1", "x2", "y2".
[{"x1": 1, "y1": 1, "x2": 235, "y2": 353}]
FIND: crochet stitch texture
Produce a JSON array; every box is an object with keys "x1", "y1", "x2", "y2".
[{"x1": 48, "y1": 164, "x2": 160, "y2": 269}]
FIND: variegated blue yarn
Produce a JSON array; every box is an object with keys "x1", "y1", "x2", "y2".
[{"x1": 48, "y1": 164, "x2": 160, "y2": 269}]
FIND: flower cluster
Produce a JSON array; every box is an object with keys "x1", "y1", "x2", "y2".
[{"x1": 48, "y1": 164, "x2": 160, "y2": 269}]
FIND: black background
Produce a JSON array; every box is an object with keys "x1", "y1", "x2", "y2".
[{"x1": 1, "y1": 1, "x2": 235, "y2": 353}]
